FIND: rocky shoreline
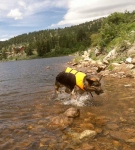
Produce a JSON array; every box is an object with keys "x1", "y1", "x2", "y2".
[
  {"x1": 67, "y1": 47, "x2": 135, "y2": 79},
  {"x1": 44, "y1": 49, "x2": 135, "y2": 149}
]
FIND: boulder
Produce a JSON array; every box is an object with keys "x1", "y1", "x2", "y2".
[
  {"x1": 82, "y1": 50, "x2": 91, "y2": 61},
  {"x1": 47, "y1": 107, "x2": 80, "y2": 129},
  {"x1": 125, "y1": 57, "x2": 132, "y2": 64},
  {"x1": 79, "y1": 130, "x2": 97, "y2": 139},
  {"x1": 66, "y1": 130, "x2": 97, "y2": 140},
  {"x1": 89, "y1": 59, "x2": 97, "y2": 66},
  {"x1": 111, "y1": 63, "x2": 121, "y2": 68},
  {"x1": 132, "y1": 57, "x2": 135, "y2": 64},
  {"x1": 110, "y1": 131, "x2": 132, "y2": 141},
  {"x1": 131, "y1": 69, "x2": 135, "y2": 77},
  {"x1": 64, "y1": 107, "x2": 80, "y2": 118},
  {"x1": 103, "y1": 59, "x2": 109, "y2": 65},
  {"x1": 95, "y1": 47, "x2": 101, "y2": 56},
  {"x1": 127, "y1": 45, "x2": 135, "y2": 56},
  {"x1": 103, "y1": 48, "x2": 117, "y2": 61}
]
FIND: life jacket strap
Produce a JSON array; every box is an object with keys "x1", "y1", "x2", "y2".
[{"x1": 68, "y1": 69, "x2": 73, "y2": 73}]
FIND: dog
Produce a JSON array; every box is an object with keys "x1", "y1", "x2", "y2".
[{"x1": 54, "y1": 67, "x2": 103, "y2": 99}]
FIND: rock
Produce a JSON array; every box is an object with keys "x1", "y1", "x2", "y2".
[
  {"x1": 124, "y1": 84, "x2": 132, "y2": 87},
  {"x1": 111, "y1": 62, "x2": 121, "y2": 67},
  {"x1": 80, "y1": 123, "x2": 94, "y2": 130},
  {"x1": 128, "y1": 108, "x2": 135, "y2": 113},
  {"x1": 95, "y1": 47, "x2": 101, "y2": 56},
  {"x1": 109, "y1": 131, "x2": 132, "y2": 141},
  {"x1": 89, "y1": 59, "x2": 97, "y2": 66},
  {"x1": 110, "y1": 73, "x2": 118, "y2": 78},
  {"x1": 96, "y1": 60, "x2": 103, "y2": 66},
  {"x1": 97, "y1": 65, "x2": 106, "y2": 73},
  {"x1": 113, "y1": 141, "x2": 123, "y2": 150},
  {"x1": 131, "y1": 69, "x2": 135, "y2": 77},
  {"x1": 46, "y1": 66, "x2": 50, "y2": 69},
  {"x1": 67, "y1": 61, "x2": 72, "y2": 64},
  {"x1": 132, "y1": 57, "x2": 135, "y2": 64},
  {"x1": 81, "y1": 143, "x2": 95, "y2": 150},
  {"x1": 113, "y1": 64, "x2": 134, "y2": 77},
  {"x1": 48, "y1": 114, "x2": 73, "y2": 128},
  {"x1": 94, "y1": 116, "x2": 109, "y2": 127},
  {"x1": 64, "y1": 107, "x2": 80, "y2": 118},
  {"x1": 66, "y1": 129, "x2": 97, "y2": 140},
  {"x1": 103, "y1": 59, "x2": 109, "y2": 65},
  {"x1": 0, "y1": 139, "x2": 15, "y2": 149},
  {"x1": 82, "y1": 50, "x2": 91, "y2": 60},
  {"x1": 95, "y1": 128, "x2": 103, "y2": 134},
  {"x1": 76, "y1": 64, "x2": 82, "y2": 68},
  {"x1": 127, "y1": 45, "x2": 135, "y2": 56},
  {"x1": 47, "y1": 107, "x2": 80, "y2": 129},
  {"x1": 81, "y1": 61, "x2": 89, "y2": 67},
  {"x1": 104, "y1": 48, "x2": 117, "y2": 61},
  {"x1": 126, "y1": 138, "x2": 135, "y2": 143},
  {"x1": 125, "y1": 57, "x2": 132, "y2": 64},
  {"x1": 119, "y1": 117, "x2": 127, "y2": 122},
  {"x1": 126, "y1": 64, "x2": 135, "y2": 69},
  {"x1": 101, "y1": 70, "x2": 110, "y2": 76},
  {"x1": 72, "y1": 63, "x2": 78, "y2": 66},
  {"x1": 79, "y1": 130, "x2": 97, "y2": 139},
  {"x1": 84, "y1": 57, "x2": 91, "y2": 61},
  {"x1": 106, "y1": 123, "x2": 119, "y2": 130}
]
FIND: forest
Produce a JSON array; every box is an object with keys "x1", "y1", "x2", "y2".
[{"x1": 0, "y1": 10, "x2": 135, "y2": 61}]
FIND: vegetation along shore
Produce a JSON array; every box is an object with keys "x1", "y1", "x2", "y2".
[{"x1": 0, "y1": 10, "x2": 135, "y2": 64}]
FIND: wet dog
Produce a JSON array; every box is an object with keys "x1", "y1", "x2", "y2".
[{"x1": 54, "y1": 67, "x2": 103, "y2": 100}]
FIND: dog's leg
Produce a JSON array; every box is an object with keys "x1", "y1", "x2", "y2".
[
  {"x1": 65, "y1": 87, "x2": 71, "y2": 94},
  {"x1": 53, "y1": 84, "x2": 60, "y2": 99},
  {"x1": 71, "y1": 89, "x2": 77, "y2": 100}
]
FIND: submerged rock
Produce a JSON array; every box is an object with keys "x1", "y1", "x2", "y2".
[
  {"x1": 126, "y1": 138, "x2": 135, "y2": 143},
  {"x1": 66, "y1": 129, "x2": 97, "y2": 140},
  {"x1": 79, "y1": 130, "x2": 97, "y2": 139},
  {"x1": 47, "y1": 107, "x2": 80, "y2": 129},
  {"x1": 64, "y1": 107, "x2": 80, "y2": 118},
  {"x1": 109, "y1": 131, "x2": 132, "y2": 141}
]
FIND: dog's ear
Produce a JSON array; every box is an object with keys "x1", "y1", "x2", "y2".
[
  {"x1": 86, "y1": 76, "x2": 102, "y2": 85},
  {"x1": 86, "y1": 76, "x2": 96, "y2": 85}
]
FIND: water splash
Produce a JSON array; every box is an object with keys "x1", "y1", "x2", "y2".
[{"x1": 56, "y1": 92, "x2": 94, "y2": 107}]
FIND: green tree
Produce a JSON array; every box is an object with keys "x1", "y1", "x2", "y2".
[
  {"x1": 2, "y1": 49, "x2": 7, "y2": 59},
  {"x1": 77, "y1": 29, "x2": 86, "y2": 42},
  {"x1": 98, "y1": 12, "x2": 128, "y2": 47},
  {"x1": 36, "y1": 41, "x2": 45, "y2": 57},
  {"x1": 90, "y1": 33, "x2": 100, "y2": 46},
  {"x1": 25, "y1": 44, "x2": 33, "y2": 56}
]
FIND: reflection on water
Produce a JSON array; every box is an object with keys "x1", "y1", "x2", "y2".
[
  {"x1": 0, "y1": 57, "x2": 73, "y2": 102},
  {"x1": 0, "y1": 57, "x2": 135, "y2": 149}
]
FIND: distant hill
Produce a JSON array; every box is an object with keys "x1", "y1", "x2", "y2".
[
  {"x1": 0, "y1": 17, "x2": 103, "y2": 60},
  {"x1": 0, "y1": 10, "x2": 135, "y2": 61}
]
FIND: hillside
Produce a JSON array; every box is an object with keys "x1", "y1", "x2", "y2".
[{"x1": 0, "y1": 10, "x2": 135, "y2": 61}]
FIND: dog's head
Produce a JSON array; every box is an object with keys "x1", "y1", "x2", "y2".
[{"x1": 84, "y1": 75, "x2": 103, "y2": 95}]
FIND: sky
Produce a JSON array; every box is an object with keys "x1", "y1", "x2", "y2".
[{"x1": 0, "y1": 0, "x2": 135, "y2": 41}]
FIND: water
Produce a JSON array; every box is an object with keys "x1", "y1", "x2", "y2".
[
  {"x1": 0, "y1": 57, "x2": 73, "y2": 102},
  {"x1": 0, "y1": 57, "x2": 135, "y2": 150}
]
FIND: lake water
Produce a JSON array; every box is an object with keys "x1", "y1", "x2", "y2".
[
  {"x1": 0, "y1": 56, "x2": 135, "y2": 150},
  {"x1": 0, "y1": 56, "x2": 73, "y2": 102}
]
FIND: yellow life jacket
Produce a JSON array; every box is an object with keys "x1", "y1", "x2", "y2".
[{"x1": 65, "y1": 67, "x2": 86, "y2": 90}]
